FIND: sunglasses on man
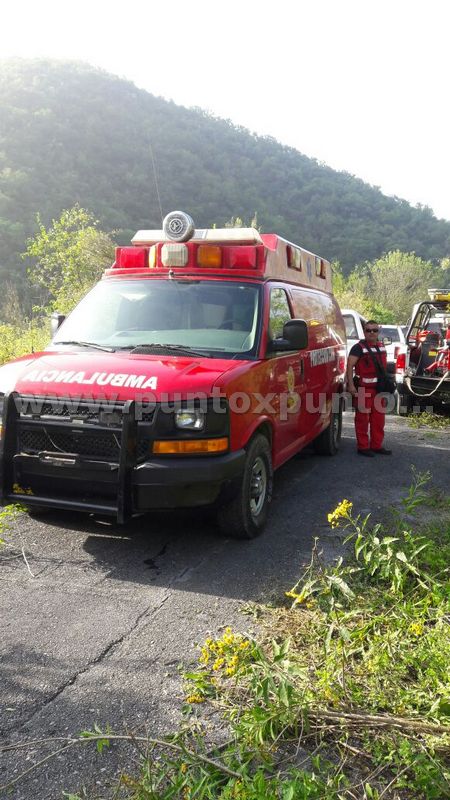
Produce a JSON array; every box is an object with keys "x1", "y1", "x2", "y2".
[{"x1": 365, "y1": 327, "x2": 379, "y2": 333}]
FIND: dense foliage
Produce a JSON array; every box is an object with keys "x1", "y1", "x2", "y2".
[
  {"x1": 25, "y1": 205, "x2": 115, "y2": 313},
  {"x1": 333, "y1": 251, "x2": 450, "y2": 323},
  {"x1": 1, "y1": 57, "x2": 450, "y2": 312}
]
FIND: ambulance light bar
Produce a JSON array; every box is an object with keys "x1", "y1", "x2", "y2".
[
  {"x1": 114, "y1": 243, "x2": 260, "y2": 270},
  {"x1": 110, "y1": 212, "x2": 330, "y2": 288},
  {"x1": 131, "y1": 227, "x2": 263, "y2": 246}
]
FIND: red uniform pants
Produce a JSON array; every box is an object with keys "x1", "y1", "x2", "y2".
[{"x1": 354, "y1": 388, "x2": 386, "y2": 450}]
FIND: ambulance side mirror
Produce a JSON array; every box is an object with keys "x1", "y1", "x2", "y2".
[
  {"x1": 268, "y1": 319, "x2": 308, "y2": 353},
  {"x1": 50, "y1": 312, "x2": 66, "y2": 337}
]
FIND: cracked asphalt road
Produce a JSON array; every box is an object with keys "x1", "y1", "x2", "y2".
[{"x1": 0, "y1": 413, "x2": 448, "y2": 798}]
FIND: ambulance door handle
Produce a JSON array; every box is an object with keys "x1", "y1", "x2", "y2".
[{"x1": 299, "y1": 359, "x2": 305, "y2": 381}]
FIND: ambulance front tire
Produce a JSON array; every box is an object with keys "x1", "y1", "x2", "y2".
[
  {"x1": 313, "y1": 400, "x2": 343, "y2": 456},
  {"x1": 217, "y1": 434, "x2": 273, "y2": 539}
]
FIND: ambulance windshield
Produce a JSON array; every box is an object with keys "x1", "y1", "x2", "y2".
[{"x1": 51, "y1": 279, "x2": 261, "y2": 358}]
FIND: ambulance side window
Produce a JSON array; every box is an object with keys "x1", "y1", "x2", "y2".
[{"x1": 269, "y1": 288, "x2": 292, "y2": 339}]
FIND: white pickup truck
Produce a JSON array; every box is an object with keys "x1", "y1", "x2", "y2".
[{"x1": 341, "y1": 309, "x2": 367, "y2": 354}]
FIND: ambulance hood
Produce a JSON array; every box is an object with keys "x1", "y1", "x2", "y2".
[{"x1": 0, "y1": 350, "x2": 248, "y2": 401}]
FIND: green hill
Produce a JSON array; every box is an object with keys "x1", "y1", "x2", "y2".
[{"x1": 1, "y1": 58, "x2": 449, "y2": 299}]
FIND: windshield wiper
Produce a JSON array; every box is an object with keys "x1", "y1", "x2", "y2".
[
  {"x1": 125, "y1": 343, "x2": 206, "y2": 357},
  {"x1": 53, "y1": 340, "x2": 115, "y2": 352}
]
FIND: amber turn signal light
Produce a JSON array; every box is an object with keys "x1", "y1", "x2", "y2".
[
  {"x1": 197, "y1": 245, "x2": 222, "y2": 268},
  {"x1": 153, "y1": 437, "x2": 228, "y2": 455}
]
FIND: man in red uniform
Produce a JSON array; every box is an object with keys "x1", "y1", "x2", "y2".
[{"x1": 346, "y1": 320, "x2": 392, "y2": 457}]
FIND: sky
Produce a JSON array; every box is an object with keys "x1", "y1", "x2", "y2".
[{"x1": 1, "y1": 0, "x2": 450, "y2": 220}]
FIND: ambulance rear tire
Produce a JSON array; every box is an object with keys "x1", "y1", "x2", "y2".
[
  {"x1": 313, "y1": 400, "x2": 342, "y2": 456},
  {"x1": 217, "y1": 434, "x2": 273, "y2": 539}
]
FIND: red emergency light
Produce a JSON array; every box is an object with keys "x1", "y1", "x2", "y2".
[
  {"x1": 223, "y1": 246, "x2": 258, "y2": 269},
  {"x1": 115, "y1": 247, "x2": 148, "y2": 269}
]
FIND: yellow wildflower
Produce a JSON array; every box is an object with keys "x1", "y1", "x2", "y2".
[
  {"x1": 409, "y1": 622, "x2": 424, "y2": 636},
  {"x1": 212, "y1": 657, "x2": 225, "y2": 671},
  {"x1": 225, "y1": 655, "x2": 238, "y2": 674},
  {"x1": 327, "y1": 499, "x2": 353, "y2": 528},
  {"x1": 285, "y1": 589, "x2": 307, "y2": 604},
  {"x1": 185, "y1": 694, "x2": 204, "y2": 704}
]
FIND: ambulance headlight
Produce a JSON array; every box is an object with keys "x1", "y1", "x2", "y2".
[{"x1": 174, "y1": 408, "x2": 205, "y2": 431}]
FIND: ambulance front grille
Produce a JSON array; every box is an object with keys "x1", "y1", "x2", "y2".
[
  {"x1": 18, "y1": 428, "x2": 150, "y2": 461},
  {"x1": 15, "y1": 396, "x2": 153, "y2": 462},
  {"x1": 17, "y1": 396, "x2": 155, "y2": 425}
]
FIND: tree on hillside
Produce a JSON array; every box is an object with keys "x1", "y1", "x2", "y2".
[
  {"x1": 224, "y1": 213, "x2": 259, "y2": 229},
  {"x1": 332, "y1": 262, "x2": 394, "y2": 322},
  {"x1": 25, "y1": 206, "x2": 115, "y2": 314},
  {"x1": 438, "y1": 257, "x2": 450, "y2": 287},
  {"x1": 332, "y1": 251, "x2": 448, "y2": 323},
  {"x1": 366, "y1": 251, "x2": 441, "y2": 323},
  {"x1": 0, "y1": 280, "x2": 22, "y2": 325}
]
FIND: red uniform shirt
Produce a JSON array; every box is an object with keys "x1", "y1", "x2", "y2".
[{"x1": 349, "y1": 340, "x2": 387, "y2": 387}]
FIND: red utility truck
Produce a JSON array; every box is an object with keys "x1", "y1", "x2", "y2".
[
  {"x1": 395, "y1": 289, "x2": 450, "y2": 414},
  {"x1": 0, "y1": 212, "x2": 346, "y2": 538}
]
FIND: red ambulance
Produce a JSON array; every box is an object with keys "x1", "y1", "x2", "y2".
[{"x1": 0, "y1": 212, "x2": 346, "y2": 538}]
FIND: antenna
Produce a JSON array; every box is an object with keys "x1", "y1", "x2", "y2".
[{"x1": 148, "y1": 138, "x2": 164, "y2": 226}]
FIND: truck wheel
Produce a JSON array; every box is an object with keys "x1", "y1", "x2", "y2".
[
  {"x1": 396, "y1": 388, "x2": 413, "y2": 416},
  {"x1": 217, "y1": 434, "x2": 273, "y2": 539},
  {"x1": 313, "y1": 399, "x2": 343, "y2": 456}
]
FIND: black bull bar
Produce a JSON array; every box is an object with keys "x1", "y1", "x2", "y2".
[{"x1": 0, "y1": 392, "x2": 138, "y2": 523}]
